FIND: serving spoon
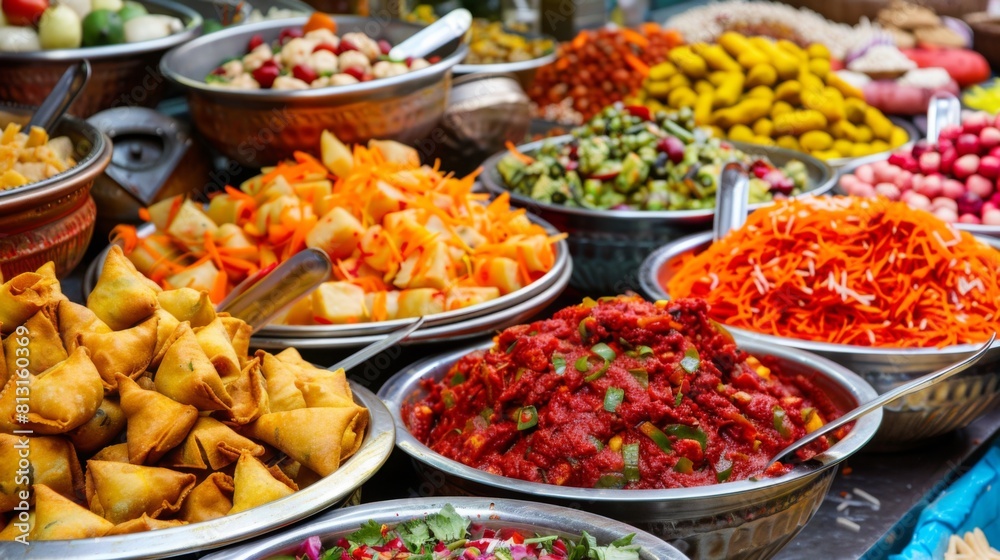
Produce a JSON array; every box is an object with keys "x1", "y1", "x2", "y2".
[
  {"x1": 925, "y1": 91, "x2": 962, "y2": 144},
  {"x1": 766, "y1": 333, "x2": 997, "y2": 470},
  {"x1": 388, "y1": 8, "x2": 472, "y2": 62},
  {"x1": 27, "y1": 60, "x2": 91, "y2": 131}
]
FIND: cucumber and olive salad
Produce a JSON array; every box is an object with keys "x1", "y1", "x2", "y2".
[
  {"x1": 497, "y1": 104, "x2": 809, "y2": 211},
  {"x1": 270, "y1": 505, "x2": 642, "y2": 560}
]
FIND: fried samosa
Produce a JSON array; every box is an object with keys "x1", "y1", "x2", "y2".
[
  {"x1": 87, "y1": 246, "x2": 160, "y2": 331},
  {"x1": 258, "y1": 350, "x2": 307, "y2": 412},
  {"x1": 217, "y1": 357, "x2": 269, "y2": 425},
  {"x1": 157, "y1": 287, "x2": 216, "y2": 328},
  {"x1": 154, "y1": 323, "x2": 232, "y2": 411},
  {"x1": 31, "y1": 484, "x2": 113, "y2": 540},
  {"x1": 194, "y1": 317, "x2": 241, "y2": 382},
  {"x1": 293, "y1": 366, "x2": 353, "y2": 409},
  {"x1": 220, "y1": 317, "x2": 253, "y2": 369},
  {"x1": 20, "y1": 347, "x2": 103, "y2": 435},
  {"x1": 161, "y1": 417, "x2": 264, "y2": 470},
  {"x1": 178, "y1": 472, "x2": 234, "y2": 523},
  {"x1": 90, "y1": 443, "x2": 130, "y2": 463},
  {"x1": 85, "y1": 461, "x2": 196, "y2": 524},
  {"x1": 118, "y1": 375, "x2": 198, "y2": 465},
  {"x1": 150, "y1": 308, "x2": 181, "y2": 370},
  {"x1": 244, "y1": 406, "x2": 368, "y2": 477},
  {"x1": 57, "y1": 300, "x2": 112, "y2": 353},
  {"x1": 79, "y1": 314, "x2": 159, "y2": 392},
  {"x1": 228, "y1": 453, "x2": 296, "y2": 514},
  {"x1": 4, "y1": 305, "x2": 66, "y2": 376},
  {"x1": 0, "y1": 269, "x2": 64, "y2": 334},
  {"x1": 0, "y1": 434, "x2": 83, "y2": 513},
  {"x1": 106, "y1": 514, "x2": 187, "y2": 535}
]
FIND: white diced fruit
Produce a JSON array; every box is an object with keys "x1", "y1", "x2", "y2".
[
  {"x1": 159, "y1": 199, "x2": 218, "y2": 245},
  {"x1": 166, "y1": 260, "x2": 219, "y2": 293},
  {"x1": 475, "y1": 257, "x2": 523, "y2": 295},
  {"x1": 365, "y1": 181, "x2": 408, "y2": 223},
  {"x1": 446, "y1": 287, "x2": 500, "y2": 310},
  {"x1": 359, "y1": 226, "x2": 398, "y2": 277},
  {"x1": 364, "y1": 291, "x2": 400, "y2": 321},
  {"x1": 393, "y1": 243, "x2": 454, "y2": 291},
  {"x1": 368, "y1": 139, "x2": 419, "y2": 166},
  {"x1": 397, "y1": 289, "x2": 445, "y2": 318},
  {"x1": 307, "y1": 207, "x2": 364, "y2": 259},
  {"x1": 321, "y1": 130, "x2": 354, "y2": 178},
  {"x1": 312, "y1": 282, "x2": 368, "y2": 324}
]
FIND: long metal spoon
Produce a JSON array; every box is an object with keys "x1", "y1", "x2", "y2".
[
  {"x1": 327, "y1": 316, "x2": 426, "y2": 373},
  {"x1": 388, "y1": 8, "x2": 472, "y2": 61},
  {"x1": 766, "y1": 333, "x2": 997, "y2": 470},
  {"x1": 925, "y1": 91, "x2": 962, "y2": 144},
  {"x1": 714, "y1": 161, "x2": 749, "y2": 241},
  {"x1": 28, "y1": 60, "x2": 91, "y2": 131}
]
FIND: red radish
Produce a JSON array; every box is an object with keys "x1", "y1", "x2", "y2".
[
  {"x1": 888, "y1": 152, "x2": 918, "y2": 173},
  {"x1": 874, "y1": 161, "x2": 900, "y2": 183},
  {"x1": 942, "y1": 178, "x2": 965, "y2": 199},
  {"x1": 934, "y1": 206, "x2": 959, "y2": 222},
  {"x1": 342, "y1": 66, "x2": 366, "y2": 81},
  {"x1": 313, "y1": 43, "x2": 337, "y2": 53},
  {"x1": 657, "y1": 136, "x2": 686, "y2": 164},
  {"x1": 904, "y1": 191, "x2": 932, "y2": 211},
  {"x1": 938, "y1": 138, "x2": 955, "y2": 154},
  {"x1": 963, "y1": 112, "x2": 990, "y2": 135},
  {"x1": 337, "y1": 40, "x2": 358, "y2": 54},
  {"x1": 278, "y1": 28, "x2": 303, "y2": 44},
  {"x1": 875, "y1": 182, "x2": 902, "y2": 200},
  {"x1": 292, "y1": 64, "x2": 318, "y2": 83},
  {"x1": 984, "y1": 202, "x2": 998, "y2": 214},
  {"x1": 953, "y1": 154, "x2": 981, "y2": 179},
  {"x1": 916, "y1": 174, "x2": 943, "y2": 198},
  {"x1": 991, "y1": 191, "x2": 1000, "y2": 207},
  {"x1": 377, "y1": 39, "x2": 392, "y2": 55},
  {"x1": 840, "y1": 174, "x2": 858, "y2": 191},
  {"x1": 980, "y1": 127, "x2": 1000, "y2": 151},
  {"x1": 940, "y1": 148, "x2": 958, "y2": 175},
  {"x1": 967, "y1": 174, "x2": 994, "y2": 199},
  {"x1": 893, "y1": 169, "x2": 914, "y2": 190},
  {"x1": 248, "y1": 34, "x2": 264, "y2": 51},
  {"x1": 959, "y1": 213, "x2": 982, "y2": 224},
  {"x1": 851, "y1": 182, "x2": 876, "y2": 198},
  {"x1": 855, "y1": 164, "x2": 875, "y2": 184},
  {"x1": 957, "y1": 192, "x2": 984, "y2": 216},
  {"x1": 252, "y1": 61, "x2": 280, "y2": 88},
  {"x1": 932, "y1": 196, "x2": 958, "y2": 212},
  {"x1": 956, "y1": 134, "x2": 981, "y2": 157},
  {"x1": 983, "y1": 208, "x2": 1000, "y2": 225},
  {"x1": 939, "y1": 124, "x2": 963, "y2": 142},
  {"x1": 989, "y1": 146, "x2": 1000, "y2": 159},
  {"x1": 919, "y1": 152, "x2": 941, "y2": 174},
  {"x1": 979, "y1": 155, "x2": 1000, "y2": 179},
  {"x1": 911, "y1": 139, "x2": 932, "y2": 159}
]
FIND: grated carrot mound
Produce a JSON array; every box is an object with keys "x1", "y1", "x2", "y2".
[{"x1": 666, "y1": 196, "x2": 1000, "y2": 348}]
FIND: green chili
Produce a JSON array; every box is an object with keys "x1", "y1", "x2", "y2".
[
  {"x1": 673, "y1": 457, "x2": 694, "y2": 474},
  {"x1": 575, "y1": 356, "x2": 591, "y2": 373},
  {"x1": 680, "y1": 347, "x2": 700, "y2": 373},
  {"x1": 628, "y1": 368, "x2": 649, "y2": 388},
  {"x1": 623, "y1": 443, "x2": 640, "y2": 482},
  {"x1": 773, "y1": 406, "x2": 791, "y2": 438},
  {"x1": 591, "y1": 342, "x2": 616, "y2": 362},
  {"x1": 638, "y1": 422, "x2": 672, "y2": 453},
  {"x1": 516, "y1": 406, "x2": 538, "y2": 430},
  {"x1": 665, "y1": 425, "x2": 708, "y2": 451},
  {"x1": 552, "y1": 354, "x2": 567, "y2": 375},
  {"x1": 603, "y1": 387, "x2": 625, "y2": 412}
]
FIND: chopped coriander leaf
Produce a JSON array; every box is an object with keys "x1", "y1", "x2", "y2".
[
  {"x1": 425, "y1": 504, "x2": 469, "y2": 542},
  {"x1": 552, "y1": 354, "x2": 567, "y2": 375},
  {"x1": 347, "y1": 519, "x2": 385, "y2": 546}
]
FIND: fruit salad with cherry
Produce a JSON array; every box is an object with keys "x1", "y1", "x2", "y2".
[
  {"x1": 839, "y1": 111, "x2": 1000, "y2": 226},
  {"x1": 497, "y1": 104, "x2": 809, "y2": 211},
  {"x1": 205, "y1": 13, "x2": 436, "y2": 90}
]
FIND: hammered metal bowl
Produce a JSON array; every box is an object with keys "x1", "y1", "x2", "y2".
[
  {"x1": 379, "y1": 340, "x2": 881, "y2": 560},
  {"x1": 480, "y1": 138, "x2": 837, "y2": 294},
  {"x1": 0, "y1": 0, "x2": 202, "y2": 118},
  {"x1": 0, "y1": 105, "x2": 112, "y2": 278},
  {"x1": 7, "y1": 382, "x2": 394, "y2": 560},
  {"x1": 639, "y1": 231, "x2": 1000, "y2": 451},
  {"x1": 161, "y1": 16, "x2": 469, "y2": 167},
  {"x1": 453, "y1": 28, "x2": 557, "y2": 90},
  {"x1": 201, "y1": 497, "x2": 690, "y2": 560}
]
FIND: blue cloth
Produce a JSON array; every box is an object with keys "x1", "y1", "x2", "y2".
[{"x1": 891, "y1": 447, "x2": 1000, "y2": 559}]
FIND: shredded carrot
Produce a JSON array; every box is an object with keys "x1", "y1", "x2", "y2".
[
  {"x1": 571, "y1": 30, "x2": 589, "y2": 50},
  {"x1": 624, "y1": 53, "x2": 650, "y2": 76},
  {"x1": 505, "y1": 141, "x2": 534, "y2": 164},
  {"x1": 666, "y1": 197, "x2": 1000, "y2": 348},
  {"x1": 621, "y1": 28, "x2": 649, "y2": 48}
]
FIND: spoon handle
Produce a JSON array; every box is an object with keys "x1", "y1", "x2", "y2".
[
  {"x1": 713, "y1": 161, "x2": 749, "y2": 242},
  {"x1": 926, "y1": 92, "x2": 961, "y2": 144},
  {"x1": 28, "y1": 60, "x2": 91, "y2": 131},
  {"x1": 328, "y1": 316, "x2": 426, "y2": 373},
  {"x1": 767, "y1": 333, "x2": 996, "y2": 469},
  {"x1": 388, "y1": 8, "x2": 472, "y2": 61}
]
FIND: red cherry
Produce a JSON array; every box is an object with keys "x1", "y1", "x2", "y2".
[
  {"x1": 252, "y1": 61, "x2": 280, "y2": 88},
  {"x1": 278, "y1": 27, "x2": 303, "y2": 45},
  {"x1": 247, "y1": 34, "x2": 264, "y2": 51},
  {"x1": 313, "y1": 43, "x2": 337, "y2": 53},
  {"x1": 337, "y1": 40, "x2": 358, "y2": 54},
  {"x1": 427, "y1": 55, "x2": 441, "y2": 64},
  {"x1": 377, "y1": 39, "x2": 392, "y2": 55},
  {"x1": 292, "y1": 64, "x2": 318, "y2": 84},
  {"x1": 342, "y1": 66, "x2": 366, "y2": 81}
]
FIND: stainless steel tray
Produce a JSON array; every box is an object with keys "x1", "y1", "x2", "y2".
[
  {"x1": 84, "y1": 214, "x2": 570, "y2": 339},
  {"x1": 201, "y1": 497, "x2": 690, "y2": 560},
  {"x1": 8, "y1": 382, "x2": 394, "y2": 560},
  {"x1": 378, "y1": 339, "x2": 881, "y2": 560}
]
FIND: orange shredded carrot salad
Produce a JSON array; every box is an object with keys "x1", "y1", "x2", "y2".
[
  {"x1": 666, "y1": 196, "x2": 1000, "y2": 348},
  {"x1": 112, "y1": 134, "x2": 563, "y2": 326}
]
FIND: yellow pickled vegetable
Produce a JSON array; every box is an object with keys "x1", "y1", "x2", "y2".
[
  {"x1": 807, "y1": 58, "x2": 830, "y2": 79},
  {"x1": 669, "y1": 46, "x2": 707, "y2": 79},
  {"x1": 807, "y1": 43, "x2": 830, "y2": 60},
  {"x1": 770, "y1": 101, "x2": 793, "y2": 118},
  {"x1": 712, "y1": 72, "x2": 744, "y2": 108},
  {"x1": 890, "y1": 126, "x2": 909, "y2": 147},
  {"x1": 646, "y1": 81, "x2": 672, "y2": 98},
  {"x1": 668, "y1": 73, "x2": 691, "y2": 89},
  {"x1": 718, "y1": 32, "x2": 756, "y2": 60},
  {"x1": 802, "y1": 87, "x2": 844, "y2": 123},
  {"x1": 751, "y1": 135, "x2": 775, "y2": 146},
  {"x1": 728, "y1": 124, "x2": 754, "y2": 142},
  {"x1": 800, "y1": 130, "x2": 833, "y2": 151},
  {"x1": 748, "y1": 37, "x2": 798, "y2": 80},
  {"x1": 833, "y1": 139, "x2": 854, "y2": 155},
  {"x1": 798, "y1": 67, "x2": 824, "y2": 92},
  {"x1": 746, "y1": 64, "x2": 777, "y2": 88},
  {"x1": 776, "y1": 40, "x2": 807, "y2": 61},
  {"x1": 773, "y1": 110, "x2": 827, "y2": 136},
  {"x1": 693, "y1": 43, "x2": 741, "y2": 72},
  {"x1": 746, "y1": 85, "x2": 774, "y2": 101},
  {"x1": 845, "y1": 98, "x2": 868, "y2": 124},
  {"x1": 855, "y1": 125, "x2": 874, "y2": 143},
  {"x1": 774, "y1": 80, "x2": 802, "y2": 104},
  {"x1": 694, "y1": 92, "x2": 714, "y2": 125},
  {"x1": 830, "y1": 120, "x2": 860, "y2": 141},
  {"x1": 865, "y1": 107, "x2": 894, "y2": 141},
  {"x1": 752, "y1": 118, "x2": 774, "y2": 137},
  {"x1": 712, "y1": 97, "x2": 771, "y2": 128},
  {"x1": 694, "y1": 80, "x2": 714, "y2": 94},
  {"x1": 708, "y1": 125, "x2": 726, "y2": 138},
  {"x1": 649, "y1": 62, "x2": 676, "y2": 81},
  {"x1": 871, "y1": 139, "x2": 890, "y2": 153},
  {"x1": 826, "y1": 72, "x2": 864, "y2": 100},
  {"x1": 737, "y1": 49, "x2": 770, "y2": 69},
  {"x1": 852, "y1": 143, "x2": 875, "y2": 157},
  {"x1": 776, "y1": 135, "x2": 800, "y2": 151},
  {"x1": 668, "y1": 87, "x2": 698, "y2": 109},
  {"x1": 812, "y1": 149, "x2": 842, "y2": 160}
]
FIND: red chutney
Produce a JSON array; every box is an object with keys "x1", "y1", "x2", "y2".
[{"x1": 404, "y1": 296, "x2": 847, "y2": 490}]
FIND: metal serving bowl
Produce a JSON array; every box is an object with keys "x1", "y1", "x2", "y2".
[
  {"x1": 7, "y1": 381, "x2": 394, "y2": 560},
  {"x1": 0, "y1": 0, "x2": 202, "y2": 118},
  {"x1": 639, "y1": 231, "x2": 1000, "y2": 451},
  {"x1": 378, "y1": 340, "x2": 881, "y2": 560},
  {"x1": 0, "y1": 104, "x2": 112, "y2": 278},
  {"x1": 161, "y1": 16, "x2": 469, "y2": 167},
  {"x1": 201, "y1": 497, "x2": 690, "y2": 560},
  {"x1": 836, "y1": 155, "x2": 1000, "y2": 238},
  {"x1": 480, "y1": 137, "x2": 837, "y2": 294},
  {"x1": 453, "y1": 29, "x2": 557, "y2": 90}
]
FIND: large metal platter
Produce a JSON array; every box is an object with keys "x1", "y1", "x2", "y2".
[
  {"x1": 84, "y1": 214, "x2": 570, "y2": 339},
  {"x1": 201, "y1": 497, "x2": 691, "y2": 560},
  {"x1": 249, "y1": 259, "x2": 572, "y2": 349},
  {"x1": 480, "y1": 136, "x2": 837, "y2": 228},
  {"x1": 378, "y1": 339, "x2": 880, "y2": 558},
  {"x1": 7, "y1": 382, "x2": 394, "y2": 560}
]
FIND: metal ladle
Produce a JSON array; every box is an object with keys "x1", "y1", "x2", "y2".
[
  {"x1": 28, "y1": 60, "x2": 91, "y2": 131},
  {"x1": 388, "y1": 8, "x2": 472, "y2": 61}
]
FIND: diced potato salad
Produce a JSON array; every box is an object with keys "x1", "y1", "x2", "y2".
[
  {"x1": 113, "y1": 131, "x2": 562, "y2": 326},
  {"x1": 0, "y1": 123, "x2": 76, "y2": 190}
]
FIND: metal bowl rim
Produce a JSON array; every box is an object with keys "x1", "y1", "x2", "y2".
[
  {"x1": 200, "y1": 496, "x2": 689, "y2": 560},
  {"x1": 12, "y1": 381, "x2": 394, "y2": 560},
  {"x1": 378, "y1": 338, "x2": 881, "y2": 503},
  {"x1": 836, "y1": 152, "x2": 1000, "y2": 237},
  {"x1": 161, "y1": 16, "x2": 468, "y2": 102},
  {"x1": 638, "y1": 229, "x2": 1000, "y2": 356},
  {"x1": 0, "y1": 0, "x2": 201, "y2": 61},
  {"x1": 453, "y1": 26, "x2": 556, "y2": 74},
  {"x1": 480, "y1": 135, "x2": 837, "y2": 222},
  {"x1": 0, "y1": 103, "x2": 112, "y2": 208}
]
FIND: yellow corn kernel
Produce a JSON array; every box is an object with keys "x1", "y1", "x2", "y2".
[{"x1": 609, "y1": 435, "x2": 623, "y2": 452}]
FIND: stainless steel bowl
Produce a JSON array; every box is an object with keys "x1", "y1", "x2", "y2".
[
  {"x1": 7, "y1": 381, "x2": 394, "y2": 560},
  {"x1": 201, "y1": 497, "x2": 691, "y2": 560},
  {"x1": 480, "y1": 137, "x2": 837, "y2": 294},
  {"x1": 161, "y1": 16, "x2": 469, "y2": 167},
  {"x1": 0, "y1": 104, "x2": 112, "y2": 278},
  {"x1": 639, "y1": 231, "x2": 1000, "y2": 450},
  {"x1": 453, "y1": 29, "x2": 557, "y2": 90},
  {"x1": 836, "y1": 155, "x2": 1000, "y2": 238},
  {"x1": 378, "y1": 340, "x2": 881, "y2": 560},
  {"x1": 0, "y1": 0, "x2": 202, "y2": 118}
]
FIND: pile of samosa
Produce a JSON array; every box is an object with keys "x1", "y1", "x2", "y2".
[{"x1": 0, "y1": 247, "x2": 368, "y2": 540}]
